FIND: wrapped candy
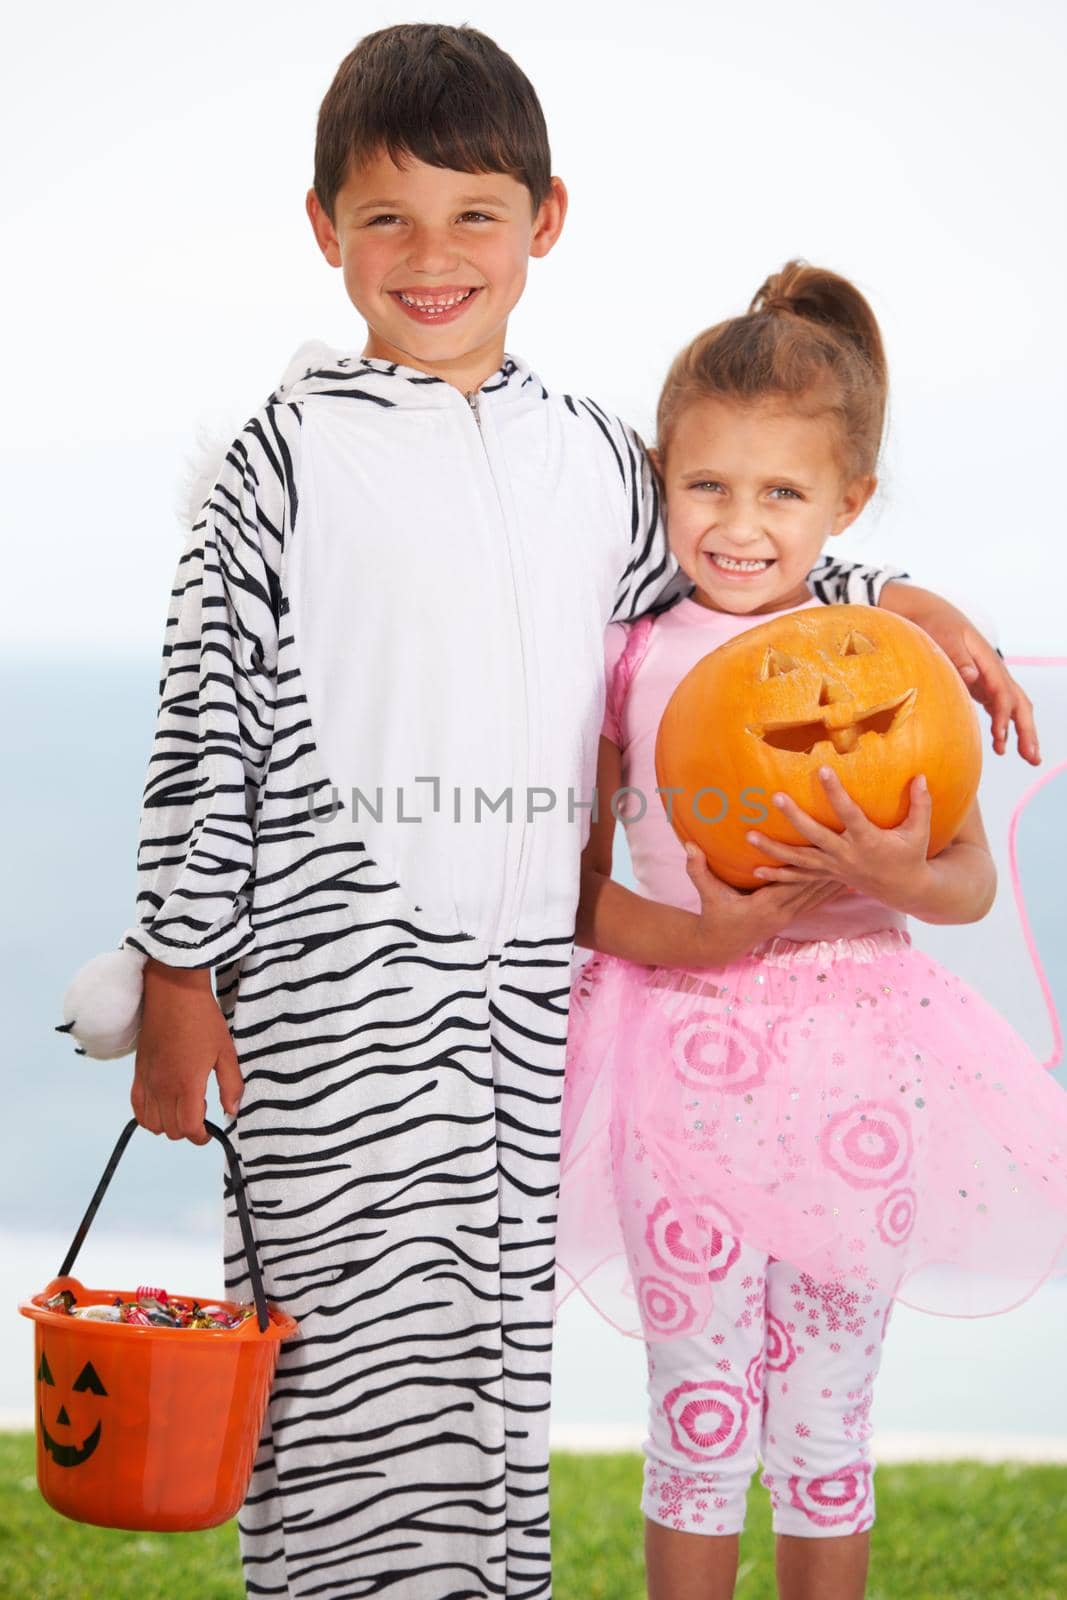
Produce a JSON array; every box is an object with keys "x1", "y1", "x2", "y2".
[
  {"x1": 146, "y1": 1309, "x2": 181, "y2": 1328},
  {"x1": 136, "y1": 1285, "x2": 169, "y2": 1306},
  {"x1": 40, "y1": 1283, "x2": 256, "y2": 1331}
]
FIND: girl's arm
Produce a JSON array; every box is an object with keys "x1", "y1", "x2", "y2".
[
  {"x1": 576, "y1": 737, "x2": 847, "y2": 966},
  {"x1": 750, "y1": 772, "x2": 997, "y2": 926},
  {"x1": 895, "y1": 799, "x2": 996, "y2": 924}
]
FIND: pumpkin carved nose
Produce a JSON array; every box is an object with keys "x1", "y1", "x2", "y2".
[
  {"x1": 816, "y1": 679, "x2": 858, "y2": 739},
  {"x1": 56, "y1": 1405, "x2": 70, "y2": 1426},
  {"x1": 828, "y1": 721, "x2": 860, "y2": 754}
]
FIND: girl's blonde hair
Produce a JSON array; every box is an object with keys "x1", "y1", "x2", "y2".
[{"x1": 656, "y1": 261, "x2": 888, "y2": 480}]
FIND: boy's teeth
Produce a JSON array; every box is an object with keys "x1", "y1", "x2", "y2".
[
  {"x1": 397, "y1": 289, "x2": 475, "y2": 313},
  {"x1": 712, "y1": 553, "x2": 771, "y2": 572}
]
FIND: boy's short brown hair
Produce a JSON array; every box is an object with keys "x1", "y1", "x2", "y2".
[{"x1": 313, "y1": 24, "x2": 552, "y2": 223}]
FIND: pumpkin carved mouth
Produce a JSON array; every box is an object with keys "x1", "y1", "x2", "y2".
[{"x1": 751, "y1": 687, "x2": 917, "y2": 756}]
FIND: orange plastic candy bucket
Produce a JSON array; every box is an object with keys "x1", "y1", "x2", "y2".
[{"x1": 18, "y1": 1118, "x2": 298, "y2": 1531}]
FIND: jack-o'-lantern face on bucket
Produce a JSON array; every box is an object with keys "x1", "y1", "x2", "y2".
[
  {"x1": 655, "y1": 605, "x2": 982, "y2": 888},
  {"x1": 37, "y1": 1348, "x2": 108, "y2": 1468}
]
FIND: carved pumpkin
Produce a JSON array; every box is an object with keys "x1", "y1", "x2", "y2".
[{"x1": 654, "y1": 605, "x2": 982, "y2": 888}]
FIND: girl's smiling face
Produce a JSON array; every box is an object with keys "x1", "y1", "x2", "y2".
[{"x1": 655, "y1": 396, "x2": 876, "y2": 616}]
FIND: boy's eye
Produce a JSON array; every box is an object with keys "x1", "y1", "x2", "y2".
[
  {"x1": 457, "y1": 211, "x2": 493, "y2": 223},
  {"x1": 689, "y1": 480, "x2": 725, "y2": 493},
  {"x1": 366, "y1": 213, "x2": 402, "y2": 226},
  {"x1": 769, "y1": 486, "x2": 802, "y2": 500}
]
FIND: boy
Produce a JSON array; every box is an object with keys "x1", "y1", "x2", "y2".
[{"x1": 118, "y1": 24, "x2": 1035, "y2": 1600}]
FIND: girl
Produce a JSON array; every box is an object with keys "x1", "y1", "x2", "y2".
[{"x1": 555, "y1": 262, "x2": 1067, "y2": 1600}]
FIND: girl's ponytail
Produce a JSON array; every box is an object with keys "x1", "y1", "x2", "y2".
[
  {"x1": 657, "y1": 260, "x2": 889, "y2": 481},
  {"x1": 749, "y1": 261, "x2": 887, "y2": 399}
]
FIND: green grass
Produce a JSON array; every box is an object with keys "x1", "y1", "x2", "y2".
[
  {"x1": 551, "y1": 1453, "x2": 1067, "y2": 1599},
  {"x1": 1, "y1": 1434, "x2": 1065, "y2": 1599}
]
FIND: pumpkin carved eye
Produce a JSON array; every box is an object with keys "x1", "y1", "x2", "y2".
[
  {"x1": 841, "y1": 630, "x2": 876, "y2": 656},
  {"x1": 760, "y1": 648, "x2": 800, "y2": 679},
  {"x1": 72, "y1": 1361, "x2": 108, "y2": 1396},
  {"x1": 37, "y1": 1352, "x2": 55, "y2": 1385}
]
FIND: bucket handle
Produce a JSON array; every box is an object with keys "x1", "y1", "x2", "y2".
[{"x1": 56, "y1": 1118, "x2": 270, "y2": 1334}]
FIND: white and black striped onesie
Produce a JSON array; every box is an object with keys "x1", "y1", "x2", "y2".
[{"x1": 121, "y1": 348, "x2": 901, "y2": 1600}]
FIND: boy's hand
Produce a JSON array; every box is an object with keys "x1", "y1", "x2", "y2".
[
  {"x1": 879, "y1": 581, "x2": 1039, "y2": 765},
  {"x1": 746, "y1": 768, "x2": 931, "y2": 910},
  {"x1": 131, "y1": 960, "x2": 243, "y2": 1145},
  {"x1": 685, "y1": 842, "x2": 847, "y2": 965}
]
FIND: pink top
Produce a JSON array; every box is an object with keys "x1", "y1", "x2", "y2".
[{"x1": 602, "y1": 595, "x2": 907, "y2": 942}]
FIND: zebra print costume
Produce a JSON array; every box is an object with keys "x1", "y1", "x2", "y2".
[{"x1": 121, "y1": 348, "x2": 903, "y2": 1599}]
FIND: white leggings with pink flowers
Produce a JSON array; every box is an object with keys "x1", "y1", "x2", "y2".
[{"x1": 642, "y1": 1239, "x2": 893, "y2": 1539}]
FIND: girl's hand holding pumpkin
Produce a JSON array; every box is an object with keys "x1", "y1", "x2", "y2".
[
  {"x1": 746, "y1": 766, "x2": 934, "y2": 912},
  {"x1": 685, "y1": 839, "x2": 848, "y2": 964},
  {"x1": 131, "y1": 959, "x2": 244, "y2": 1146}
]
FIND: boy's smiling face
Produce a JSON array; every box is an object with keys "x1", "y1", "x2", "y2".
[{"x1": 307, "y1": 151, "x2": 567, "y2": 392}]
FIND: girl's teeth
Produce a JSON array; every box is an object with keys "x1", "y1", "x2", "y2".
[{"x1": 712, "y1": 553, "x2": 771, "y2": 572}]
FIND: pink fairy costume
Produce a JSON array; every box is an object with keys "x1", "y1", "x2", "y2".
[{"x1": 555, "y1": 595, "x2": 1067, "y2": 1537}]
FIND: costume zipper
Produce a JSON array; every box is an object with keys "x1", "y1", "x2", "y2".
[{"x1": 463, "y1": 384, "x2": 531, "y2": 951}]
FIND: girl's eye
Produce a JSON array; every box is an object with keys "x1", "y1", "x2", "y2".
[
  {"x1": 690, "y1": 481, "x2": 725, "y2": 493},
  {"x1": 769, "y1": 486, "x2": 802, "y2": 500}
]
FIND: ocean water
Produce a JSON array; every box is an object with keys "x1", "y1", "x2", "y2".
[{"x1": 3, "y1": 652, "x2": 1066, "y2": 1443}]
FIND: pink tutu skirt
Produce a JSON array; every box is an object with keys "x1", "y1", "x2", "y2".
[{"x1": 556, "y1": 928, "x2": 1067, "y2": 1338}]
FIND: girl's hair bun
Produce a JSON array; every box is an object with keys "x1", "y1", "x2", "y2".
[
  {"x1": 655, "y1": 259, "x2": 889, "y2": 479},
  {"x1": 748, "y1": 260, "x2": 886, "y2": 390}
]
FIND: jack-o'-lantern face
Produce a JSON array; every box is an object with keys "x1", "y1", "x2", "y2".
[
  {"x1": 37, "y1": 1348, "x2": 108, "y2": 1468},
  {"x1": 751, "y1": 627, "x2": 916, "y2": 757},
  {"x1": 655, "y1": 604, "x2": 982, "y2": 888}
]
